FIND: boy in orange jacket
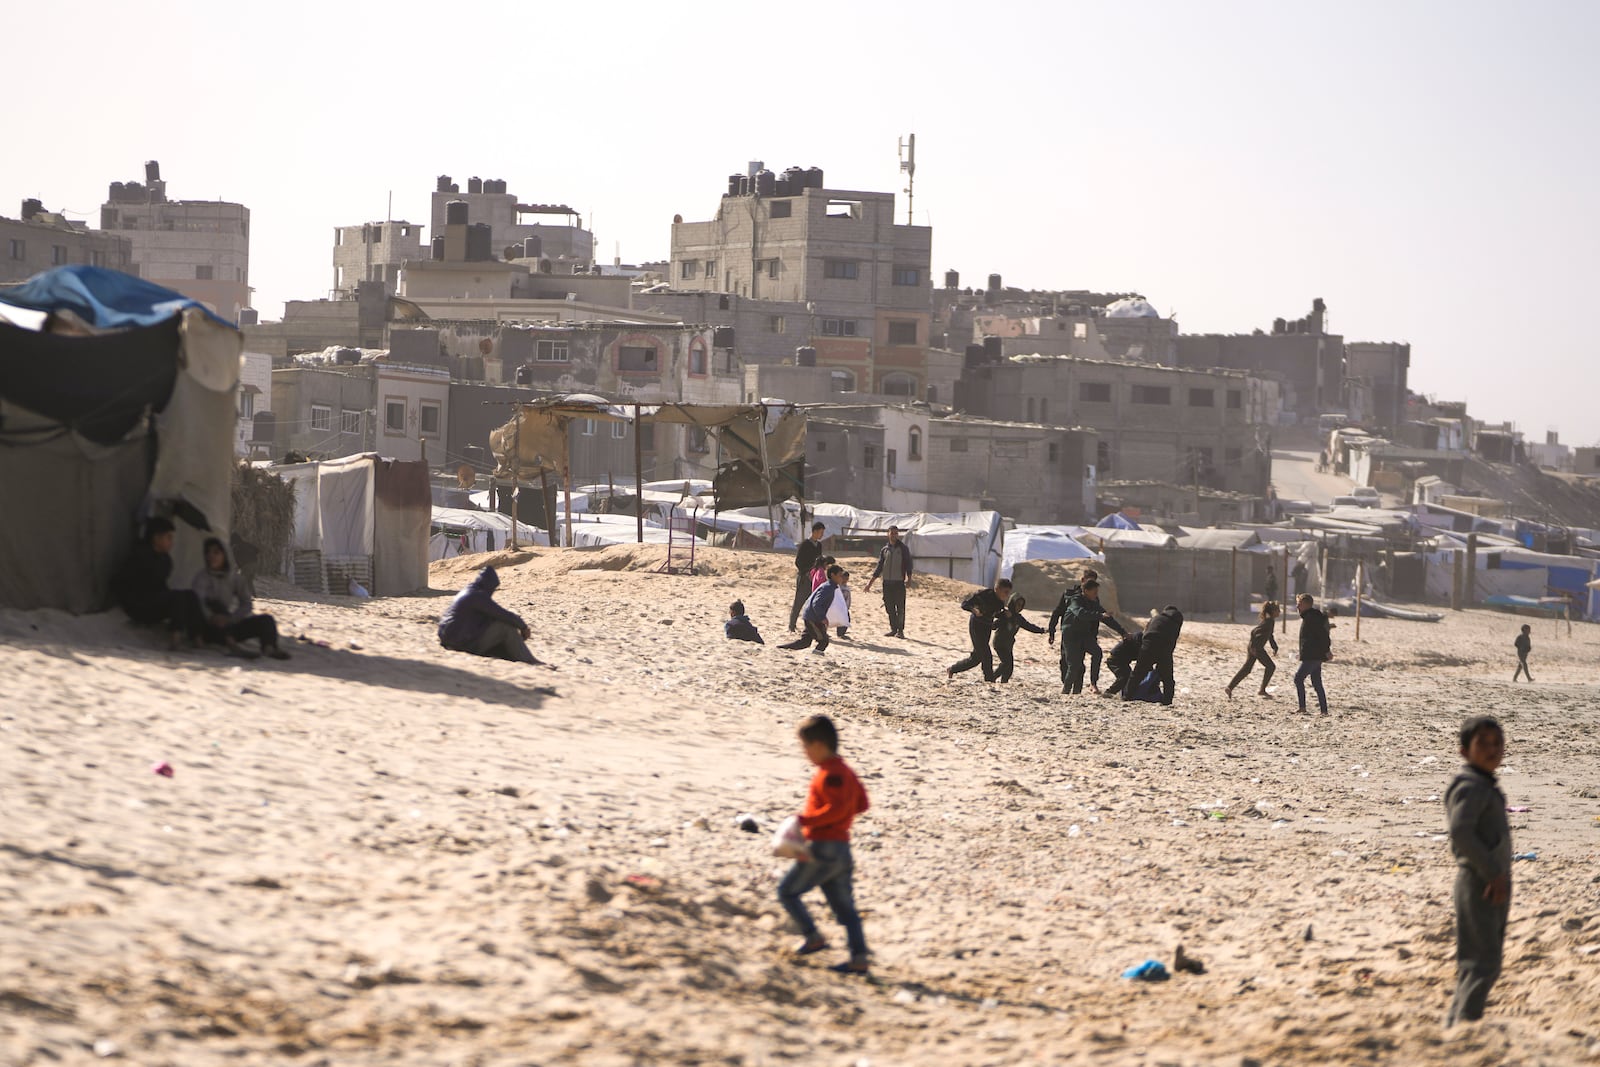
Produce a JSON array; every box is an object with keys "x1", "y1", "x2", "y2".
[{"x1": 778, "y1": 714, "x2": 871, "y2": 974}]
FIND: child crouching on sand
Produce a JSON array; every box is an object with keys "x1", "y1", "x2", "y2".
[
  {"x1": 725, "y1": 600, "x2": 764, "y2": 644},
  {"x1": 778, "y1": 714, "x2": 871, "y2": 974}
]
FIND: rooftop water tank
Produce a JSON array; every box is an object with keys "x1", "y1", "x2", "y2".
[
  {"x1": 445, "y1": 200, "x2": 469, "y2": 226},
  {"x1": 436, "y1": 174, "x2": 453, "y2": 192},
  {"x1": 804, "y1": 167, "x2": 824, "y2": 189},
  {"x1": 944, "y1": 269, "x2": 960, "y2": 289},
  {"x1": 468, "y1": 176, "x2": 483, "y2": 194},
  {"x1": 431, "y1": 235, "x2": 445, "y2": 260}
]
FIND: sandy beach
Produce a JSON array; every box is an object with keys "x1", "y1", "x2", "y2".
[{"x1": 3, "y1": 545, "x2": 1598, "y2": 1066}]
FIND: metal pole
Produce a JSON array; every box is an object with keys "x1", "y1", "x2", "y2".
[
  {"x1": 1354, "y1": 559, "x2": 1363, "y2": 642},
  {"x1": 1281, "y1": 545, "x2": 1290, "y2": 634},
  {"x1": 563, "y1": 420, "x2": 574, "y2": 550},
  {"x1": 634, "y1": 404, "x2": 644, "y2": 544},
  {"x1": 757, "y1": 404, "x2": 776, "y2": 546},
  {"x1": 539, "y1": 467, "x2": 552, "y2": 546},
  {"x1": 510, "y1": 405, "x2": 521, "y2": 550}
]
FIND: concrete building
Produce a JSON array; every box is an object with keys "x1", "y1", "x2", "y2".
[
  {"x1": 428, "y1": 174, "x2": 593, "y2": 271},
  {"x1": 802, "y1": 404, "x2": 1097, "y2": 524},
  {"x1": 1175, "y1": 299, "x2": 1340, "y2": 422},
  {"x1": 743, "y1": 345, "x2": 963, "y2": 408},
  {"x1": 956, "y1": 353, "x2": 1277, "y2": 497},
  {"x1": 934, "y1": 282, "x2": 1177, "y2": 364},
  {"x1": 669, "y1": 162, "x2": 933, "y2": 398},
  {"x1": 334, "y1": 220, "x2": 424, "y2": 296},
  {"x1": 2, "y1": 200, "x2": 133, "y2": 284},
  {"x1": 635, "y1": 290, "x2": 814, "y2": 367},
  {"x1": 236, "y1": 351, "x2": 274, "y2": 458},
  {"x1": 1343, "y1": 340, "x2": 1411, "y2": 432},
  {"x1": 241, "y1": 281, "x2": 389, "y2": 358},
  {"x1": 99, "y1": 161, "x2": 250, "y2": 323},
  {"x1": 1097, "y1": 480, "x2": 1265, "y2": 526},
  {"x1": 269, "y1": 357, "x2": 449, "y2": 463}
]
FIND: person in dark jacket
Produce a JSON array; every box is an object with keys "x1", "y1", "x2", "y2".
[
  {"x1": 991, "y1": 595, "x2": 1046, "y2": 683},
  {"x1": 192, "y1": 537, "x2": 290, "y2": 659},
  {"x1": 865, "y1": 526, "x2": 914, "y2": 637},
  {"x1": 947, "y1": 579, "x2": 1012, "y2": 681},
  {"x1": 1121, "y1": 605, "x2": 1183, "y2": 705},
  {"x1": 111, "y1": 517, "x2": 202, "y2": 649},
  {"x1": 1293, "y1": 593, "x2": 1333, "y2": 714},
  {"x1": 789, "y1": 522, "x2": 826, "y2": 631},
  {"x1": 725, "y1": 600, "x2": 764, "y2": 644},
  {"x1": 1048, "y1": 569, "x2": 1106, "y2": 688},
  {"x1": 1512, "y1": 624, "x2": 1533, "y2": 682},
  {"x1": 1052, "y1": 580, "x2": 1128, "y2": 695},
  {"x1": 439, "y1": 567, "x2": 541, "y2": 664},
  {"x1": 781, "y1": 565, "x2": 840, "y2": 653},
  {"x1": 1445, "y1": 716, "x2": 1512, "y2": 1026},
  {"x1": 1225, "y1": 601, "x2": 1280, "y2": 699},
  {"x1": 1101, "y1": 630, "x2": 1144, "y2": 697}
]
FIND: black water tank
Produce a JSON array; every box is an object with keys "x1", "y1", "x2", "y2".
[
  {"x1": 431, "y1": 235, "x2": 445, "y2": 260},
  {"x1": 737, "y1": 175, "x2": 751, "y2": 196},
  {"x1": 945, "y1": 269, "x2": 960, "y2": 289},
  {"x1": 467, "y1": 223, "x2": 493, "y2": 261},
  {"x1": 756, "y1": 170, "x2": 776, "y2": 197},
  {"x1": 728, "y1": 174, "x2": 742, "y2": 196},
  {"x1": 983, "y1": 335, "x2": 1002, "y2": 360},
  {"x1": 436, "y1": 174, "x2": 452, "y2": 192},
  {"x1": 774, "y1": 178, "x2": 792, "y2": 197},
  {"x1": 449, "y1": 183, "x2": 459, "y2": 193},
  {"x1": 783, "y1": 166, "x2": 806, "y2": 188},
  {"x1": 713, "y1": 325, "x2": 735, "y2": 349},
  {"x1": 987, "y1": 273, "x2": 1002, "y2": 291},
  {"x1": 445, "y1": 200, "x2": 469, "y2": 226},
  {"x1": 468, "y1": 176, "x2": 483, "y2": 194},
  {"x1": 237, "y1": 307, "x2": 259, "y2": 326},
  {"x1": 515, "y1": 364, "x2": 533, "y2": 385},
  {"x1": 796, "y1": 346, "x2": 817, "y2": 367},
  {"x1": 145, "y1": 160, "x2": 161, "y2": 183},
  {"x1": 523, "y1": 235, "x2": 542, "y2": 259},
  {"x1": 804, "y1": 167, "x2": 824, "y2": 189},
  {"x1": 964, "y1": 344, "x2": 986, "y2": 370},
  {"x1": 20, "y1": 198, "x2": 43, "y2": 220},
  {"x1": 109, "y1": 181, "x2": 125, "y2": 200}
]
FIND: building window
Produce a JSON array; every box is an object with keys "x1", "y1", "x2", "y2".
[
  {"x1": 680, "y1": 260, "x2": 697, "y2": 280},
  {"x1": 1227, "y1": 389, "x2": 1243, "y2": 410},
  {"x1": 893, "y1": 266, "x2": 920, "y2": 287},
  {"x1": 909, "y1": 426, "x2": 922, "y2": 460},
  {"x1": 1048, "y1": 442, "x2": 1060, "y2": 463},
  {"x1": 830, "y1": 369, "x2": 855, "y2": 393},
  {"x1": 863, "y1": 444, "x2": 878, "y2": 470},
  {"x1": 823, "y1": 259, "x2": 859, "y2": 280},
  {"x1": 1131, "y1": 385, "x2": 1172, "y2": 405},
  {"x1": 886, "y1": 448, "x2": 897, "y2": 476},
  {"x1": 238, "y1": 391, "x2": 254, "y2": 419},
  {"x1": 704, "y1": 259, "x2": 716, "y2": 277},
  {"x1": 949, "y1": 437, "x2": 969, "y2": 452},
  {"x1": 1188, "y1": 388, "x2": 1215, "y2": 407},
  {"x1": 400, "y1": 226, "x2": 411, "y2": 237},
  {"x1": 689, "y1": 426, "x2": 710, "y2": 453},
  {"x1": 1079, "y1": 382, "x2": 1112, "y2": 403},
  {"x1": 311, "y1": 404, "x2": 332, "y2": 432},
  {"x1": 52, "y1": 245, "x2": 67, "y2": 265},
  {"x1": 341, "y1": 409, "x2": 361, "y2": 434},
  {"x1": 580, "y1": 418, "x2": 596, "y2": 436},
  {"x1": 769, "y1": 315, "x2": 785, "y2": 333},
  {"x1": 8, "y1": 239, "x2": 24, "y2": 260},
  {"x1": 1040, "y1": 398, "x2": 1049, "y2": 422},
  {"x1": 419, "y1": 401, "x2": 441, "y2": 436},
  {"x1": 639, "y1": 423, "x2": 656, "y2": 452},
  {"x1": 689, "y1": 345, "x2": 707, "y2": 375},
  {"x1": 611, "y1": 421, "x2": 628, "y2": 439},
  {"x1": 618, "y1": 345, "x2": 658, "y2": 373},
  {"x1": 195, "y1": 264, "x2": 213, "y2": 280},
  {"x1": 385, "y1": 399, "x2": 406, "y2": 434},
  {"x1": 769, "y1": 200, "x2": 792, "y2": 219},
  {"x1": 822, "y1": 319, "x2": 858, "y2": 336},
  {"x1": 1097, "y1": 440, "x2": 1111, "y2": 474},
  {"x1": 881, "y1": 372, "x2": 916, "y2": 397},
  {"x1": 887, "y1": 321, "x2": 918, "y2": 345},
  {"x1": 536, "y1": 339, "x2": 569, "y2": 362}
]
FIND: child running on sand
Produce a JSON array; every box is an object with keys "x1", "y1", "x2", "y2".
[
  {"x1": 1224, "y1": 601, "x2": 1280, "y2": 699},
  {"x1": 725, "y1": 600, "x2": 764, "y2": 644},
  {"x1": 1512, "y1": 624, "x2": 1533, "y2": 682},
  {"x1": 779, "y1": 714, "x2": 871, "y2": 975},
  {"x1": 1445, "y1": 715, "x2": 1512, "y2": 1026},
  {"x1": 992, "y1": 595, "x2": 1047, "y2": 683}
]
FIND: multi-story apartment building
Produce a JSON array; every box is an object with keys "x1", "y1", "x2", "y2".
[
  {"x1": 98, "y1": 161, "x2": 250, "y2": 323},
  {"x1": 669, "y1": 162, "x2": 933, "y2": 399},
  {"x1": 333, "y1": 220, "x2": 425, "y2": 297},
  {"x1": 1, "y1": 200, "x2": 133, "y2": 285}
]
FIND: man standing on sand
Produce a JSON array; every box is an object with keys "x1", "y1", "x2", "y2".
[
  {"x1": 790, "y1": 521, "x2": 826, "y2": 632},
  {"x1": 865, "y1": 526, "x2": 914, "y2": 638},
  {"x1": 1293, "y1": 593, "x2": 1333, "y2": 714}
]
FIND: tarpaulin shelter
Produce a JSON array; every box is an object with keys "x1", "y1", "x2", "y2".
[
  {"x1": 780, "y1": 501, "x2": 1005, "y2": 586},
  {"x1": 271, "y1": 453, "x2": 430, "y2": 595},
  {"x1": 0, "y1": 266, "x2": 240, "y2": 612},
  {"x1": 430, "y1": 506, "x2": 547, "y2": 559},
  {"x1": 999, "y1": 525, "x2": 1101, "y2": 580}
]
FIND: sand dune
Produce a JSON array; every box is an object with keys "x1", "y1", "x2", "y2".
[{"x1": 2, "y1": 544, "x2": 1597, "y2": 1066}]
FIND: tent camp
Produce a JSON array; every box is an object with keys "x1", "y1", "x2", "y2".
[
  {"x1": 431, "y1": 506, "x2": 548, "y2": 559},
  {"x1": 272, "y1": 453, "x2": 430, "y2": 595},
  {"x1": 0, "y1": 267, "x2": 240, "y2": 612},
  {"x1": 1000, "y1": 525, "x2": 1101, "y2": 580},
  {"x1": 780, "y1": 501, "x2": 1004, "y2": 586}
]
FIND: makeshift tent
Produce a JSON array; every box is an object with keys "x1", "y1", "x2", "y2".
[
  {"x1": 272, "y1": 453, "x2": 430, "y2": 595},
  {"x1": 0, "y1": 266, "x2": 240, "y2": 612},
  {"x1": 1095, "y1": 511, "x2": 1140, "y2": 530},
  {"x1": 999, "y1": 525, "x2": 1100, "y2": 579},
  {"x1": 780, "y1": 502, "x2": 1004, "y2": 586},
  {"x1": 430, "y1": 506, "x2": 547, "y2": 559}
]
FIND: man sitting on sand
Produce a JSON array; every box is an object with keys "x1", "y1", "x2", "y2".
[
  {"x1": 438, "y1": 567, "x2": 545, "y2": 665},
  {"x1": 111, "y1": 516, "x2": 203, "y2": 650}
]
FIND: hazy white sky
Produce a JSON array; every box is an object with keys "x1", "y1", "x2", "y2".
[{"x1": 9, "y1": 0, "x2": 1597, "y2": 443}]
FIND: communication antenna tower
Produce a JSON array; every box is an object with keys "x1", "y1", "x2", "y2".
[{"x1": 898, "y1": 133, "x2": 916, "y2": 226}]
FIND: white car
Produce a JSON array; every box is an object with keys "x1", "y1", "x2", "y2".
[{"x1": 1349, "y1": 487, "x2": 1381, "y2": 507}]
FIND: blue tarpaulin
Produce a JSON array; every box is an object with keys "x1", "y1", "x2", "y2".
[
  {"x1": 1096, "y1": 511, "x2": 1139, "y2": 530},
  {"x1": 0, "y1": 264, "x2": 230, "y2": 329}
]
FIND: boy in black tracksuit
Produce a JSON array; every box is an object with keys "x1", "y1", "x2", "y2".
[
  {"x1": 1445, "y1": 716, "x2": 1512, "y2": 1026},
  {"x1": 1047, "y1": 569, "x2": 1107, "y2": 688},
  {"x1": 1053, "y1": 580, "x2": 1128, "y2": 694},
  {"x1": 1512, "y1": 625, "x2": 1532, "y2": 681},
  {"x1": 1122, "y1": 605, "x2": 1183, "y2": 705},
  {"x1": 1101, "y1": 630, "x2": 1144, "y2": 697},
  {"x1": 991, "y1": 595, "x2": 1046, "y2": 683},
  {"x1": 947, "y1": 579, "x2": 1012, "y2": 681}
]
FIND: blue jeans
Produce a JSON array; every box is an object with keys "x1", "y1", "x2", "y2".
[
  {"x1": 777, "y1": 839, "x2": 867, "y2": 960},
  {"x1": 1294, "y1": 659, "x2": 1327, "y2": 712}
]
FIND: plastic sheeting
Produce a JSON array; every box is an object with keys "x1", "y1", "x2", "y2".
[
  {"x1": 1000, "y1": 526, "x2": 1100, "y2": 580},
  {"x1": 431, "y1": 506, "x2": 548, "y2": 558},
  {"x1": 780, "y1": 501, "x2": 1004, "y2": 586}
]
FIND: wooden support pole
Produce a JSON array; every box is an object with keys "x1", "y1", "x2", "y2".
[
  {"x1": 562, "y1": 425, "x2": 574, "y2": 550},
  {"x1": 1230, "y1": 547, "x2": 1238, "y2": 623},
  {"x1": 539, "y1": 468, "x2": 552, "y2": 547},
  {"x1": 510, "y1": 405, "x2": 522, "y2": 550},
  {"x1": 1355, "y1": 559, "x2": 1363, "y2": 642},
  {"x1": 634, "y1": 404, "x2": 644, "y2": 544}
]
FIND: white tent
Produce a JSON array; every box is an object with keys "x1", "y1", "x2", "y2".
[
  {"x1": 1000, "y1": 525, "x2": 1100, "y2": 579},
  {"x1": 272, "y1": 453, "x2": 430, "y2": 595},
  {"x1": 430, "y1": 506, "x2": 548, "y2": 559}
]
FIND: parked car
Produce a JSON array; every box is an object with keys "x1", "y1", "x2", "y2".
[
  {"x1": 1349, "y1": 486, "x2": 1380, "y2": 507},
  {"x1": 1329, "y1": 495, "x2": 1364, "y2": 509}
]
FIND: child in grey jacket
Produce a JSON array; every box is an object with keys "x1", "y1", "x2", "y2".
[
  {"x1": 1444, "y1": 715, "x2": 1512, "y2": 1026},
  {"x1": 193, "y1": 538, "x2": 290, "y2": 659}
]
